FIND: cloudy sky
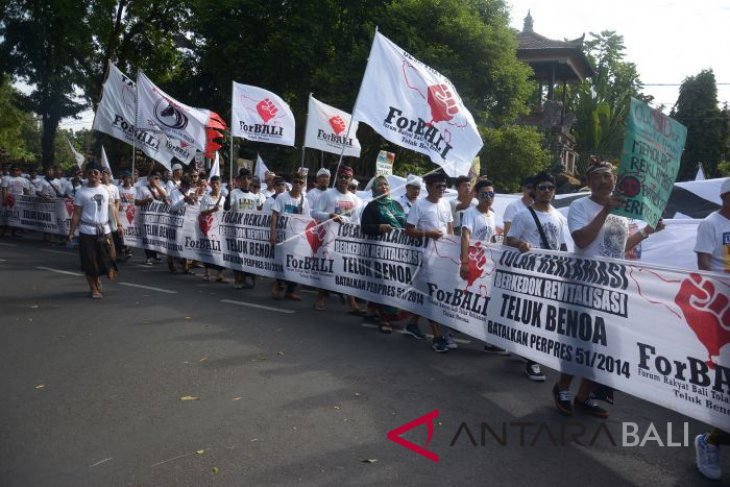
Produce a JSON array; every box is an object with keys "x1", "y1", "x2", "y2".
[
  {"x1": 60, "y1": 1, "x2": 730, "y2": 130},
  {"x1": 507, "y1": 0, "x2": 730, "y2": 109}
]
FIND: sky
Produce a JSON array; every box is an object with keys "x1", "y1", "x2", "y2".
[
  {"x1": 58, "y1": 0, "x2": 730, "y2": 130},
  {"x1": 507, "y1": 0, "x2": 730, "y2": 109}
]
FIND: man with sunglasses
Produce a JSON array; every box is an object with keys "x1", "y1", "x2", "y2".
[
  {"x1": 554, "y1": 159, "x2": 664, "y2": 418},
  {"x1": 506, "y1": 172, "x2": 568, "y2": 381}
]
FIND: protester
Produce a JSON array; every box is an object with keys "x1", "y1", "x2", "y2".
[
  {"x1": 101, "y1": 168, "x2": 124, "y2": 259},
  {"x1": 405, "y1": 171, "x2": 453, "y2": 351},
  {"x1": 165, "y1": 163, "x2": 183, "y2": 194},
  {"x1": 311, "y1": 165, "x2": 363, "y2": 312},
  {"x1": 360, "y1": 175, "x2": 407, "y2": 333},
  {"x1": 135, "y1": 169, "x2": 167, "y2": 265},
  {"x1": 306, "y1": 168, "x2": 330, "y2": 209},
  {"x1": 65, "y1": 167, "x2": 85, "y2": 198},
  {"x1": 199, "y1": 175, "x2": 228, "y2": 283},
  {"x1": 262, "y1": 176, "x2": 287, "y2": 214},
  {"x1": 450, "y1": 175, "x2": 476, "y2": 236},
  {"x1": 692, "y1": 177, "x2": 730, "y2": 481},
  {"x1": 399, "y1": 174, "x2": 422, "y2": 217},
  {"x1": 227, "y1": 169, "x2": 259, "y2": 288},
  {"x1": 502, "y1": 176, "x2": 533, "y2": 236},
  {"x1": 269, "y1": 174, "x2": 310, "y2": 300},
  {"x1": 249, "y1": 176, "x2": 267, "y2": 210},
  {"x1": 505, "y1": 171, "x2": 567, "y2": 381},
  {"x1": 560, "y1": 159, "x2": 664, "y2": 416},
  {"x1": 66, "y1": 163, "x2": 117, "y2": 298},
  {"x1": 1, "y1": 164, "x2": 30, "y2": 237},
  {"x1": 167, "y1": 174, "x2": 199, "y2": 273}
]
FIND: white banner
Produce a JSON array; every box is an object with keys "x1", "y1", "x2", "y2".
[
  {"x1": 136, "y1": 71, "x2": 210, "y2": 155},
  {"x1": 0, "y1": 195, "x2": 72, "y2": 234},
  {"x1": 93, "y1": 63, "x2": 186, "y2": 168},
  {"x1": 352, "y1": 31, "x2": 483, "y2": 177},
  {"x1": 231, "y1": 82, "x2": 296, "y2": 146},
  {"x1": 304, "y1": 95, "x2": 361, "y2": 157}
]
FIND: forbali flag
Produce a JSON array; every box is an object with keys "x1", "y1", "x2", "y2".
[
  {"x1": 254, "y1": 154, "x2": 269, "y2": 182},
  {"x1": 66, "y1": 138, "x2": 85, "y2": 167},
  {"x1": 231, "y1": 82, "x2": 296, "y2": 146},
  {"x1": 136, "y1": 71, "x2": 216, "y2": 159},
  {"x1": 304, "y1": 95, "x2": 361, "y2": 157},
  {"x1": 100, "y1": 146, "x2": 113, "y2": 179},
  {"x1": 93, "y1": 63, "x2": 182, "y2": 169},
  {"x1": 352, "y1": 31, "x2": 483, "y2": 177}
]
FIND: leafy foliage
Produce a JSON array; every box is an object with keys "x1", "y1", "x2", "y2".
[{"x1": 480, "y1": 125, "x2": 549, "y2": 192}]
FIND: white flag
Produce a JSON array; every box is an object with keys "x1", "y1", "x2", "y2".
[
  {"x1": 100, "y1": 146, "x2": 113, "y2": 179},
  {"x1": 254, "y1": 154, "x2": 270, "y2": 182},
  {"x1": 231, "y1": 82, "x2": 296, "y2": 146},
  {"x1": 66, "y1": 138, "x2": 85, "y2": 167},
  {"x1": 136, "y1": 71, "x2": 211, "y2": 156},
  {"x1": 209, "y1": 152, "x2": 220, "y2": 179},
  {"x1": 304, "y1": 95, "x2": 361, "y2": 157},
  {"x1": 352, "y1": 31, "x2": 483, "y2": 176},
  {"x1": 93, "y1": 63, "x2": 187, "y2": 169},
  {"x1": 695, "y1": 164, "x2": 706, "y2": 181}
]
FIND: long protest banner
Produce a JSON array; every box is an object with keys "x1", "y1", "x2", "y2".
[
  {"x1": 5, "y1": 198, "x2": 730, "y2": 430},
  {"x1": 614, "y1": 98, "x2": 687, "y2": 227}
]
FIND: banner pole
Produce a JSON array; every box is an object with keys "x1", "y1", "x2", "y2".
[
  {"x1": 300, "y1": 92, "x2": 312, "y2": 170},
  {"x1": 230, "y1": 81, "x2": 235, "y2": 186}
]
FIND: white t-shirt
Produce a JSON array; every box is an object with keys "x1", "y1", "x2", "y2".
[
  {"x1": 229, "y1": 189, "x2": 260, "y2": 212},
  {"x1": 406, "y1": 198, "x2": 453, "y2": 233},
  {"x1": 311, "y1": 188, "x2": 361, "y2": 223},
  {"x1": 73, "y1": 186, "x2": 110, "y2": 235},
  {"x1": 65, "y1": 179, "x2": 84, "y2": 198},
  {"x1": 398, "y1": 194, "x2": 418, "y2": 216},
  {"x1": 508, "y1": 206, "x2": 567, "y2": 250},
  {"x1": 568, "y1": 196, "x2": 629, "y2": 259},
  {"x1": 450, "y1": 198, "x2": 478, "y2": 233},
  {"x1": 261, "y1": 196, "x2": 277, "y2": 214},
  {"x1": 503, "y1": 198, "x2": 531, "y2": 223},
  {"x1": 168, "y1": 186, "x2": 196, "y2": 210},
  {"x1": 29, "y1": 177, "x2": 54, "y2": 198},
  {"x1": 200, "y1": 193, "x2": 224, "y2": 212},
  {"x1": 135, "y1": 185, "x2": 166, "y2": 203},
  {"x1": 272, "y1": 192, "x2": 310, "y2": 216},
  {"x1": 164, "y1": 179, "x2": 180, "y2": 195},
  {"x1": 50, "y1": 177, "x2": 67, "y2": 197},
  {"x1": 306, "y1": 187, "x2": 327, "y2": 209},
  {"x1": 461, "y1": 206, "x2": 496, "y2": 242},
  {"x1": 102, "y1": 183, "x2": 120, "y2": 230},
  {"x1": 2, "y1": 176, "x2": 30, "y2": 195},
  {"x1": 694, "y1": 211, "x2": 730, "y2": 273},
  {"x1": 118, "y1": 184, "x2": 136, "y2": 204}
]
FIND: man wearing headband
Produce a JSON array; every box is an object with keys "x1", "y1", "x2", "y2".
[
  {"x1": 311, "y1": 165, "x2": 363, "y2": 313},
  {"x1": 67, "y1": 163, "x2": 118, "y2": 298},
  {"x1": 554, "y1": 158, "x2": 664, "y2": 418}
]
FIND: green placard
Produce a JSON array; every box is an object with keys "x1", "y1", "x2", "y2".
[{"x1": 613, "y1": 98, "x2": 687, "y2": 227}]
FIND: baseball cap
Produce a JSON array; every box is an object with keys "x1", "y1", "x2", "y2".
[
  {"x1": 316, "y1": 168, "x2": 331, "y2": 177},
  {"x1": 721, "y1": 178, "x2": 730, "y2": 196},
  {"x1": 405, "y1": 174, "x2": 423, "y2": 188},
  {"x1": 172, "y1": 163, "x2": 183, "y2": 171}
]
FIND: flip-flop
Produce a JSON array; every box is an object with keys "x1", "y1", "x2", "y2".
[
  {"x1": 379, "y1": 322, "x2": 393, "y2": 334},
  {"x1": 347, "y1": 308, "x2": 367, "y2": 316},
  {"x1": 314, "y1": 302, "x2": 326, "y2": 311}
]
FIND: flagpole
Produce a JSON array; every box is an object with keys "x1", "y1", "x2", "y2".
[
  {"x1": 132, "y1": 70, "x2": 138, "y2": 179},
  {"x1": 331, "y1": 27, "x2": 378, "y2": 187},
  {"x1": 230, "y1": 81, "x2": 235, "y2": 186},
  {"x1": 300, "y1": 92, "x2": 312, "y2": 170}
]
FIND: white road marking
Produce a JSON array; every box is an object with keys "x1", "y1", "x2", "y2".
[
  {"x1": 220, "y1": 299, "x2": 295, "y2": 314},
  {"x1": 0, "y1": 258, "x2": 6, "y2": 262},
  {"x1": 40, "y1": 249, "x2": 74, "y2": 256},
  {"x1": 36, "y1": 266, "x2": 83, "y2": 277},
  {"x1": 0, "y1": 242, "x2": 18, "y2": 247},
  {"x1": 118, "y1": 282, "x2": 178, "y2": 294}
]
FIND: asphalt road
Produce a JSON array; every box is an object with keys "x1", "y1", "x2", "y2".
[{"x1": 0, "y1": 234, "x2": 724, "y2": 486}]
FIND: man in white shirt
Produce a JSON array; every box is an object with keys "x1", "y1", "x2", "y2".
[
  {"x1": 165, "y1": 163, "x2": 184, "y2": 194},
  {"x1": 27, "y1": 167, "x2": 52, "y2": 198},
  {"x1": 502, "y1": 176, "x2": 534, "y2": 236},
  {"x1": 693, "y1": 178, "x2": 730, "y2": 480},
  {"x1": 135, "y1": 169, "x2": 168, "y2": 265},
  {"x1": 557, "y1": 160, "x2": 663, "y2": 418},
  {"x1": 306, "y1": 167, "x2": 331, "y2": 209},
  {"x1": 398, "y1": 174, "x2": 422, "y2": 217},
  {"x1": 311, "y1": 165, "x2": 363, "y2": 312},
  {"x1": 450, "y1": 175, "x2": 477, "y2": 236},
  {"x1": 227, "y1": 169, "x2": 260, "y2": 288},
  {"x1": 168, "y1": 174, "x2": 198, "y2": 273},
  {"x1": 1, "y1": 165, "x2": 30, "y2": 237},
  {"x1": 262, "y1": 176, "x2": 287, "y2": 214},
  {"x1": 405, "y1": 171, "x2": 454, "y2": 352},
  {"x1": 506, "y1": 172, "x2": 568, "y2": 382},
  {"x1": 66, "y1": 163, "x2": 117, "y2": 298}
]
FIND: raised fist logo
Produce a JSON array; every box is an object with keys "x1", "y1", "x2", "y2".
[
  {"x1": 64, "y1": 199, "x2": 74, "y2": 218},
  {"x1": 198, "y1": 213, "x2": 214, "y2": 236},
  {"x1": 6, "y1": 194, "x2": 16, "y2": 209},
  {"x1": 462, "y1": 242, "x2": 487, "y2": 288},
  {"x1": 329, "y1": 115, "x2": 347, "y2": 135},
  {"x1": 304, "y1": 220, "x2": 327, "y2": 255},
  {"x1": 256, "y1": 99, "x2": 278, "y2": 123},
  {"x1": 675, "y1": 273, "x2": 730, "y2": 367},
  {"x1": 125, "y1": 205, "x2": 136, "y2": 225},
  {"x1": 618, "y1": 174, "x2": 642, "y2": 198},
  {"x1": 427, "y1": 84, "x2": 459, "y2": 125},
  {"x1": 153, "y1": 99, "x2": 189, "y2": 130}
]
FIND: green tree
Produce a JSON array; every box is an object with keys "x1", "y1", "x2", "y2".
[
  {"x1": 480, "y1": 125, "x2": 549, "y2": 192},
  {"x1": 671, "y1": 69, "x2": 728, "y2": 180},
  {"x1": 0, "y1": 75, "x2": 39, "y2": 163}
]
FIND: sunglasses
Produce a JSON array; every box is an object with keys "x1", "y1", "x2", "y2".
[
  {"x1": 536, "y1": 184, "x2": 555, "y2": 192},
  {"x1": 432, "y1": 183, "x2": 447, "y2": 189},
  {"x1": 87, "y1": 170, "x2": 101, "y2": 175},
  {"x1": 478, "y1": 191, "x2": 495, "y2": 199}
]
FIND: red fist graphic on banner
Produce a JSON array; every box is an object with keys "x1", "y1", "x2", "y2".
[
  {"x1": 461, "y1": 242, "x2": 487, "y2": 288},
  {"x1": 198, "y1": 213, "x2": 214, "y2": 236},
  {"x1": 427, "y1": 84, "x2": 459, "y2": 125},
  {"x1": 329, "y1": 115, "x2": 347, "y2": 135},
  {"x1": 305, "y1": 220, "x2": 327, "y2": 255},
  {"x1": 64, "y1": 199, "x2": 75, "y2": 218},
  {"x1": 6, "y1": 194, "x2": 15, "y2": 209},
  {"x1": 125, "y1": 205, "x2": 136, "y2": 225},
  {"x1": 256, "y1": 99, "x2": 278, "y2": 123},
  {"x1": 675, "y1": 273, "x2": 730, "y2": 367}
]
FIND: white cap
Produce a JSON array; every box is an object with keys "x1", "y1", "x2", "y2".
[
  {"x1": 721, "y1": 178, "x2": 730, "y2": 196},
  {"x1": 406, "y1": 174, "x2": 423, "y2": 188},
  {"x1": 349, "y1": 179, "x2": 360, "y2": 187},
  {"x1": 172, "y1": 163, "x2": 183, "y2": 171},
  {"x1": 316, "y1": 168, "x2": 331, "y2": 177}
]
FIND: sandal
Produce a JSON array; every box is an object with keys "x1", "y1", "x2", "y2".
[
  {"x1": 314, "y1": 301, "x2": 326, "y2": 311},
  {"x1": 379, "y1": 322, "x2": 393, "y2": 334},
  {"x1": 347, "y1": 308, "x2": 367, "y2": 316}
]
